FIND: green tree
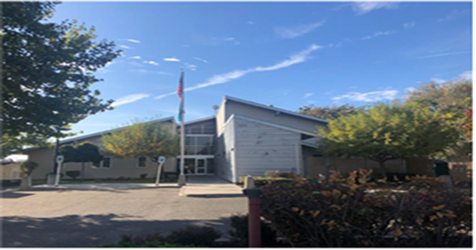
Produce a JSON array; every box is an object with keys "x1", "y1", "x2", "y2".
[
  {"x1": 405, "y1": 79, "x2": 472, "y2": 158},
  {"x1": 101, "y1": 119, "x2": 180, "y2": 183},
  {"x1": 2, "y1": 2, "x2": 121, "y2": 150},
  {"x1": 59, "y1": 142, "x2": 103, "y2": 180},
  {"x1": 298, "y1": 104, "x2": 366, "y2": 120},
  {"x1": 21, "y1": 161, "x2": 39, "y2": 176},
  {"x1": 318, "y1": 103, "x2": 459, "y2": 176},
  {"x1": 1, "y1": 133, "x2": 53, "y2": 156}
]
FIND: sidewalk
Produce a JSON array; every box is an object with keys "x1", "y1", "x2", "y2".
[
  {"x1": 29, "y1": 183, "x2": 178, "y2": 191},
  {"x1": 179, "y1": 176, "x2": 244, "y2": 197}
]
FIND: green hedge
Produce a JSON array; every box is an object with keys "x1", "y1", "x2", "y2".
[
  {"x1": 99, "y1": 225, "x2": 220, "y2": 247},
  {"x1": 239, "y1": 176, "x2": 294, "y2": 187},
  {"x1": 100, "y1": 241, "x2": 197, "y2": 247},
  {"x1": 260, "y1": 169, "x2": 472, "y2": 247}
]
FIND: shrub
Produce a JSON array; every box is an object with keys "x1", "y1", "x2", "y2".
[
  {"x1": 162, "y1": 173, "x2": 178, "y2": 182},
  {"x1": 228, "y1": 214, "x2": 278, "y2": 247},
  {"x1": 65, "y1": 171, "x2": 81, "y2": 180},
  {"x1": 112, "y1": 233, "x2": 165, "y2": 246},
  {"x1": 260, "y1": 169, "x2": 472, "y2": 247},
  {"x1": 238, "y1": 176, "x2": 294, "y2": 187},
  {"x1": 369, "y1": 172, "x2": 418, "y2": 183},
  {"x1": 100, "y1": 230, "x2": 212, "y2": 247},
  {"x1": 139, "y1": 173, "x2": 147, "y2": 179},
  {"x1": 101, "y1": 241, "x2": 196, "y2": 247},
  {"x1": 165, "y1": 226, "x2": 221, "y2": 247},
  {"x1": 264, "y1": 170, "x2": 291, "y2": 178},
  {"x1": 21, "y1": 161, "x2": 39, "y2": 176}
]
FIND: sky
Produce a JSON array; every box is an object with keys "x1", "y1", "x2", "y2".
[{"x1": 48, "y1": 1, "x2": 473, "y2": 138}]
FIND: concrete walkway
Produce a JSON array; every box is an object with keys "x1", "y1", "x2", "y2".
[
  {"x1": 29, "y1": 183, "x2": 178, "y2": 191},
  {"x1": 179, "y1": 176, "x2": 244, "y2": 197}
]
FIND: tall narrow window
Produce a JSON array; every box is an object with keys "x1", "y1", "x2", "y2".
[
  {"x1": 138, "y1": 156, "x2": 147, "y2": 168},
  {"x1": 101, "y1": 157, "x2": 111, "y2": 168}
]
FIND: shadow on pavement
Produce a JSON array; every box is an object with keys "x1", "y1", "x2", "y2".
[
  {"x1": 0, "y1": 193, "x2": 34, "y2": 199},
  {"x1": 1, "y1": 213, "x2": 233, "y2": 247}
]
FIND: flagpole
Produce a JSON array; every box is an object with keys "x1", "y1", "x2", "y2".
[{"x1": 178, "y1": 69, "x2": 186, "y2": 186}]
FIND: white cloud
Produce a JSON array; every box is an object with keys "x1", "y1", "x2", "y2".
[
  {"x1": 459, "y1": 70, "x2": 472, "y2": 80},
  {"x1": 128, "y1": 56, "x2": 141, "y2": 60},
  {"x1": 405, "y1": 87, "x2": 417, "y2": 93},
  {"x1": 328, "y1": 42, "x2": 343, "y2": 48},
  {"x1": 155, "y1": 44, "x2": 322, "y2": 99},
  {"x1": 438, "y1": 10, "x2": 465, "y2": 22},
  {"x1": 417, "y1": 50, "x2": 471, "y2": 59},
  {"x1": 130, "y1": 69, "x2": 172, "y2": 75},
  {"x1": 275, "y1": 21, "x2": 324, "y2": 39},
  {"x1": 361, "y1": 30, "x2": 395, "y2": 40},
  {"x1": 219, "y1": 37, "x2": 241, "y2": 45},
  {"x1": 185, "y1": 70, "x2": 249, "y2": 92},
  {"x1": 253, "y1": 44, "x2": 323, "y2": 72},
  {"x1": 126, "y1": 39, "x2": 141, "y2": 43},
  {"x1": 352, "y1": 2, "x2": 399, "y2": 15},
  {"x1": 431, "y1": 78, "x2": 446, "y2": 84},
  {"x1": 119, "y1": 45, "x2": 131, "y2": 49},
  {"x1": 185, "y1": 63, "x2": 197, "y2": 71},
  {"x1": 403, "y1": 22, "x2": 416, "y2": 28},
  {"x1": 302, "y1": 93, "x2": 313, "y2": 99},
  {"x1": 193, "y1": 57, "x2": 208, "y2": 63},
  {"x1": 164, "y1": 58, "x2": 181, "y2": 62},
  {"x1": 111, "y1": 94, "x2": 150, "y2": 107},
  {"x1": 247, "y1": 21, "x2": 255, "y2": 25},
  {"x1": 143, "y1": 60, "x2": 159, "y2": 66},
  {"x1": 333, "y1": 90, "x2": 398, "y2": 102}
]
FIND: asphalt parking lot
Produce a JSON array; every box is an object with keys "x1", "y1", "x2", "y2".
[{"x1": 1, "y1": 187, "x2": 248, "y2": 247}]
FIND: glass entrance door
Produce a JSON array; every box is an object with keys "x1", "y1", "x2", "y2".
[{"x1": 196, "y1": 159, "x2": 206, "y2": 175}]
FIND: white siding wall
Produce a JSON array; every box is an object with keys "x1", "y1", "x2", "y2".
[
  {"x1": 221, "y1": 118, "x2": 236, "y2": 182},
  {"x1": 233, "y1": 116, "x2": 301, "y2": 182}
]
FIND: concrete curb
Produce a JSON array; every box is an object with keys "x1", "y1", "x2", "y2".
[
  {"x1": 0, "y1": 187, "x2": 20, "y2": 194},
  {"x1": 178, "y1": 184, "x2": 245, "y2": 198}
]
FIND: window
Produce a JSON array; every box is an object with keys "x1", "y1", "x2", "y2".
[
  {"x1": 137, "y1": 156, "x2": 147, "y2": 168},
  {"x1": 101, "y1": 157, "x2": 111, "y2": 168},
  {"x1": 184, "y1": 122, "x2": 216, "y2": 135},
  {"x1": 92, "y1": 157, "x2": 112, "y2": 169},
  {"x1": 185, "y1": 135, "x2": 214, "y2": 155}
]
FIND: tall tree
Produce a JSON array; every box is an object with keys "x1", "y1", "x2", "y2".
[
  {"x1": 298, "y1": 104, "x2": 366, "y2": 120},
  {"x1": 2, "y1": 2, "x2": 121, "y2": 143},
  {"x1": 1, "y1": 133, "x2": 52, "y2": 156},
  {"x1": 318, "y1": 103, "x2": 459, "y2": 175},
  {"x1": 101, "y1": 119, "x2": 180, "y2": 183},
  {"x1": 405, "y1": 79, "x2": 472, "y2": 158},
  {"x1": 59, "y1": 142, "x2": 103, "y2": 180}
]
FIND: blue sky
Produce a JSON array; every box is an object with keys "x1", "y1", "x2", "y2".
[{"x1": 49, "y1": 1, "x2": 472, "y2": 138}]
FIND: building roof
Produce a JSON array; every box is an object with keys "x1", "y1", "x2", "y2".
[
  {"x1": 59, "y1": 116, "x2": 176, "y2": 145},
  {"x1": 182, "y1": 116, "x2": 215, "y2": 126},
  {"x1": 227, "y1": 114, "x2": 317, "y2": 137},
  {"x1": 222, "y1": 96, "x2": 329, "y2": 124}
]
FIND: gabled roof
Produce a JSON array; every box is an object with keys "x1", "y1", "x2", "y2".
[
  {"x1": 222, "y1": 95, "x2": 328, "y2": 124},
  {"x1": 182, "y1": 116, "x2": 215, "y2": 126},
  {"x1": 59, "y1": 116, "x2": 176, "y2": 144},
  {"x1": 227, "y1": 114, "x2": 318, "y2": 136}
]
